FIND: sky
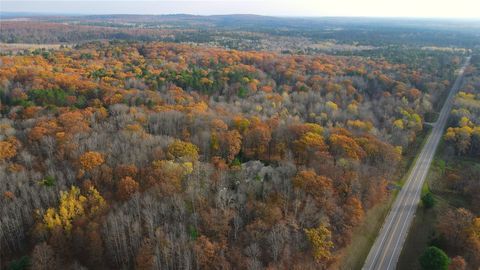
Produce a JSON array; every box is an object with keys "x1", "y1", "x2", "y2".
[{"x1": 1, "y1": 0, "x2": 480, "y2": 18}]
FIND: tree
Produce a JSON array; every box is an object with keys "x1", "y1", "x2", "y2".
[
  {"x1": 58, "y1": 110, "x2": 90, "y2": 135},
  {"x1": 421, "y1": 192, "x2": 435, "y2": 209},
  {"x1": 114, "y1": 164, "x2": 138, "y2": 179},
  {"x1": 304, "y1": 224, "x2": 334, "y2": 263},
  {"x1": 242, "y1": 119, "x2": 271, "y2": 160},
  {"x1": 213, "y1": 129, "x2": 242, "y2": 163},
  {"x1": 43, "y1": 186, "x2": 105, "y2": 232},
  {"x1": 444, "y1": 125, "x2": 475, "y2": 155},
  {"x1": 449, "y1": 256, "x2": 466, "y2": 270},
  {"x1": 0, "y1": 139, "x2": 17, "y2": 161},
  {"x1": 79, "y1": 151, "x2": 105, "y2": 171},
  {"x1": 466, "y1": 217, "x2": 480, "y2": 266},
  {"x1": 43, "y1": 186, "x2": 87, "y2": 231},
  {"x1": 329, "y1": 132, "x2": 366, "y2": 164},
  {"x1": 293, "y1": 170, "x2": 333, "y2": 206},
  {"x1": 117, "y1": 176, "x2": 139, "y2": 201},
  {"x1": 31, "y1": 242, "x2": 58, "y2": 270},
  {"x1": 437, "y1": 208, "x2": 473, "y2": 250},
  {"x1": 149, "y1": 160, "x2": 193, "y2": 193},
  {"x1": 420, "y1": 246, "x2": 450, "y2": 270},
  {"x1": 344, "y1": 196, "x2": 364, "y2": 226},
  {"x1": 167, "y1": 139, "x2": 199, "y2": 161},
  {"x1": 194, "y1": 236, "x2": 216, "y2": 269},
  {"x1": 294, "y1": 132, "x2": 329, "y2": 164}
]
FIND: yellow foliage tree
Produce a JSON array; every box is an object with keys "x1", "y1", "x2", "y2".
[
  {"x1": 167, "y1": 140, "x2": 199, "y2": 161},
  {"x1": 304, "y1": 123, "x2": 324, "y2": 135},
  {"x1": 86, "y1": 186, "x2": 106, "y2": 214},
  {"x1": 44, "y1": 186, "x2": 86, "y2": 231},
  {"x1": 305, "y1": 224, "x2": 334, "y2": 262},
  {"x1": 325, "y1": 101, "x2": 338, "y2": 111},
  {"x1": 294, "y1": 132, "x2": 329, "y2": 163},
  {"x1": 444, "y1": 126, "x2": 473, "y2": 154},
  {"x1": 393, "y1": 119, "x2": 404, "y2": 130},
  {"x1": 43, "y1": 186, "x2": 105, "y2": 232},
  {"x1": 347, "y1": 120, "x2": 373, "y2": 132}
]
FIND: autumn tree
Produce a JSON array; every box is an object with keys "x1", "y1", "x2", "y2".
[
  {"x1": 329, "y1": 132, "x2": 366, "y2": 164},
  {"x1": 445, "y1": 126, "x2": 473, "y2": 155},
  {"x1": 449, "y1": 256, "x2": 467, "y2": 270},
  {"x1": 43, "y1": 186, "x2": 105, "y2": 232},
  {"x1": 43, "y1": 186, "x2": 87, "y2": 231},
  {"x1": 293, "y1": 170, "x2": 333, "y2": 206},
  {"x1": 117, "y1": 176, "x2": 139, "y2": 201},
  {"x1": 304, "y1": 224, "x2": 334, "y2": 263},
  {"x1": 0, "y1": 139, "x2": 17, "y2": 161},
  {"x1": 114, "y1": 164, "x2": 138, "y2": 179},
  {"x1": 148, "y1": 160, "x2": 193, "y2": 193},
  {"x1": 167, "y1": 139, "x2": 199, "y2": 161},
  {"x1": 242, "y1": 119, "x2": 271, "y2": 160},
  {"x1": 194, "y1": 236, "x2": 217, "y2": 269},
  {"x1": 79, "y1": 151, "x2": 105, "y2": 171},
  {"x1": 437, "y1": 208, "x2": 474, "y2": 251},
  {"x1": 294, "y1": 131, "x2": 329, "y2": 164},
  {"x1": 211, "y1": 129, "x2": 242, "y2": 163}
]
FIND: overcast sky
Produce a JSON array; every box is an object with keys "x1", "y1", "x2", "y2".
[{"x1": 2, "y1": 0, "x2": 479, "y2": 18}]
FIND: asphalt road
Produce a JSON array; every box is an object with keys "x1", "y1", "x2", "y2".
[{"x1": 362, "y1": 56, "x2": 471, "y2": 270}]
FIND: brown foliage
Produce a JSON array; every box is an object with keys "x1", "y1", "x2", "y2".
[{"x1": 116, "y1": 176, "x2": 140, "y2": 201}]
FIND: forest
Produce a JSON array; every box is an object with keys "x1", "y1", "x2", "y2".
[
  {"x1": 1, "y1": 13, "x2": 479, "y2": 270},
  {"x1": 0, "y1": 36, "x2": 468, "y2": 269}
]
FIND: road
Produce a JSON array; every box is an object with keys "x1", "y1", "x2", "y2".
[{"x1": 362, "y1": 56, "x2": 471, "y2": 270}]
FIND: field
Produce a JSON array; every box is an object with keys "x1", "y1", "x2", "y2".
[{"x1": 0, "y1": 43, "x2": 67, "y2": 53}]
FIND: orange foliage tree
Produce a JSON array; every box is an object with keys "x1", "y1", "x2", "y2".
[
  {"x1": 80, "y1": 151, "x2": 105, "y2": 171},
  {"x1": 0, "y1": 139, "x2": 17, "y2": 161}
]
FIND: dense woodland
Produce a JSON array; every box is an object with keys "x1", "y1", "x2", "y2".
[{"x1": 0, "y1": 37, "x2": 466, "y2": 270}]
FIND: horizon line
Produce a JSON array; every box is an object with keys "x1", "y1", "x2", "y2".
[{"x1": 2, "y1": 12, "x2": 480, "y2": 21}]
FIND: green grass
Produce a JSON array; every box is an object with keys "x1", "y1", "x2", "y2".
[
  {"x1": 337, "y1": 127, "x2": 432, "y2": 270},
  {"x1": 421, "y1": 182, "x2": 430, "y2": 195}
]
